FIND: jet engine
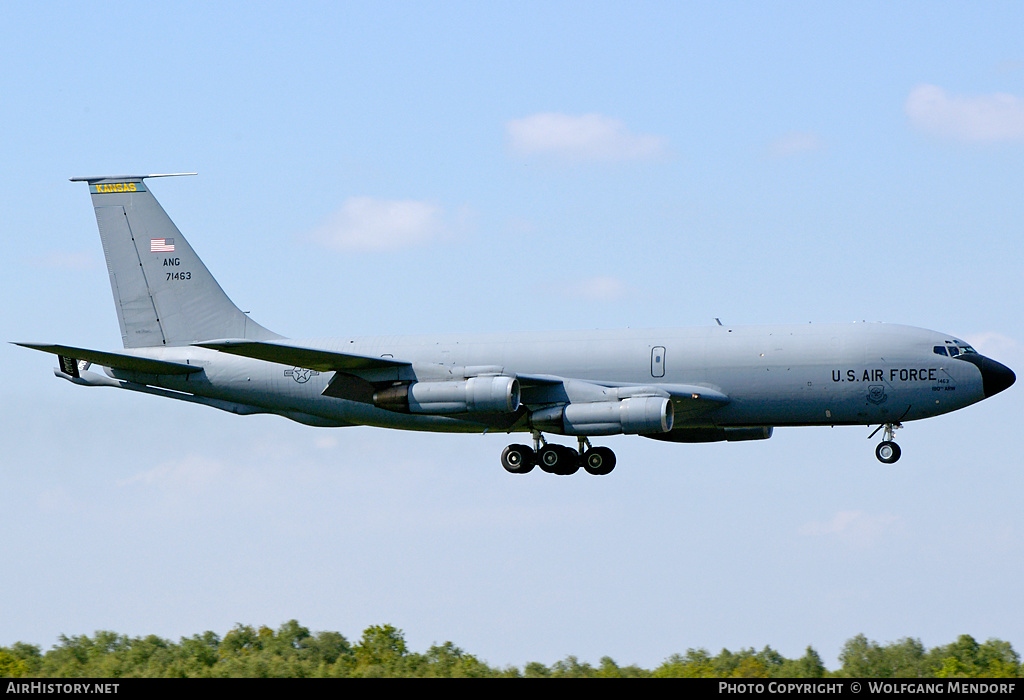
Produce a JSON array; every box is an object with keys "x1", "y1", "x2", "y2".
[
  {"x1": 373, "y1": 376, "x2": 520, "y2": 415},
  {"x1": 531, "y1": 397, "x2": 674, "y2": 436}
]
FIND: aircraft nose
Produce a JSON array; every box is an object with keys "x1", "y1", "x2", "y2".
[
  {"x1": 954, "y1": 353, "x2": 1015, "y2": 397},
  {"x1": 979, "y1": 356, "x2": 1015, "y2": 398}
]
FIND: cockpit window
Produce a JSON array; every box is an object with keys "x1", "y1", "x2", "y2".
[{"x1": 942, "y1": 340, "x2": 977, "y2": 357}]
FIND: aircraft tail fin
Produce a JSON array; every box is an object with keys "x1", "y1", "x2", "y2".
[{"x1": 71, "y1": 174, "x2": 281, "y2": 348}]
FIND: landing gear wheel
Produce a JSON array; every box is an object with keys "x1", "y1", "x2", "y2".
[
  {"x1": 558, "y1": 445, "x2": 580, "y2": 475},
  {"x1": 583, "y1": 447, "x2": 616, "y2": 475},
  {"x1": 538, "y1": 444, "x2": 579, "y2": 475},
  {"x1": 537, "y1": 445, "x2": 561, "y2": 473},
  {"x1": 501, "y1": 444, "x2": 536, "y2": 474},
  {"x1": 875, "y1": 441, "x2": 901, "y2": 464}
]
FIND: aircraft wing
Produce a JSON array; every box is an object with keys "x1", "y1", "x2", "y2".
[
  {"x1": 195, "y1": 339, "x2": 411, "y2": 371},
  {"x1": 15, "y1": 343, "x2": 202, "y2": 376},
  {"x1": 516, "y1": 374, "x2": 729, "y2": 422},
  {"x1": 514, "y1": 373, "x2": 569, "y2": 387},
  {"x1": 197, "y1": 342, "x2": 728, "y2": 423},
  {"x1": 517, "y1": 376, "x2": 728, "y2": 402}
]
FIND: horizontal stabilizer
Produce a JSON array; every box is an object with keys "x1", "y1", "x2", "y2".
[
  {"x1": 70, "y1": 173, "x2": 197, "y2": 183},
  {"x1": 195, "y1": 340, "x2": 411, "y2": 371},
  {"x1": 15, "y1": 343, "x2": 202, "y2": 375}
]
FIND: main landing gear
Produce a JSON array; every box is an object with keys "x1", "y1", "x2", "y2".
[
  {"x1": 501, "y1": 432, "x2": 616, "y2": 476},
  {"x1": 869, "y1": 422, "x2": 902, "y2": 464}
]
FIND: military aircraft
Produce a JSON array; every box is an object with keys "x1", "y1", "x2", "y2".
[{"x1": 17, "y1": 174, "x2": 1015, "y2": 475}]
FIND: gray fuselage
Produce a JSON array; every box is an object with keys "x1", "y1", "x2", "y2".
[{"x1": 109, "y1": 321, "x2": 991, "y2": 433}]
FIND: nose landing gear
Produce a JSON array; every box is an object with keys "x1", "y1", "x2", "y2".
[
  {"x1": 500, "y1": 432, "x2": 617, "y2": 475},
  {"x1": 875, "y1": 440, "x2": 901, "y2": 463},
  {"x1": 870, "y1": 423, "x2": 902, "y2": 464}
]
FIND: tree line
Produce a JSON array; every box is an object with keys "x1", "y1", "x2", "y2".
[{"x1": 0, "y1": 621, "x2": 1019, "y2": 678}]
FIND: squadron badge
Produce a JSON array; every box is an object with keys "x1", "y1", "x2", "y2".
[{"x1": 866, "y1": 385, "x2": 888, "y2": 405}]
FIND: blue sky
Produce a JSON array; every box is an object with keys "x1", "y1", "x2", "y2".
[{"x1": 3, "y1": 2, "x2": 1023, "y2": 669}]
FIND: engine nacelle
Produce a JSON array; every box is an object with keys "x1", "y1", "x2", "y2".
[
  {"x1": 531, "y1": 397, "x2": 674, "y2": 436},
  {"x1": 373, "y1": 376, "x2": 520, "y2": 415}
]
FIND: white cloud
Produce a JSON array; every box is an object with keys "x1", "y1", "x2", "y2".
[
  {"x1": 905, "y1": 84, "x2": 1024, "y2": 142},
  {"x1": 29, "y1": 251, "x2": 97, "y2": 269},
  {"x1": 568, "y1": 276, "x2": 628, "y2": 302},
  {"x1": 506, "y1": 112, "x2": 670, "y2": 162},
  {"x1": 800, "y1": 510, "x2": 900, "y2": 548},
  {"x1": 310, "y1": 196, "x2": 448, "y2": 252},
  {"x1": 118, "y1": 454, "x2": 228, "y2": 491},
  {"x1": 314, "y1": 435, "x2": 339, "y2": 450},
  {"x1": 767, "y1": 131, "x2": 825, "y2": 158},
  {"x1": 964, "y1": 332, "x2": 1022, "y2": 365}
]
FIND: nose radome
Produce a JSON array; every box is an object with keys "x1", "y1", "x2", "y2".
[{"x1": 980, "y1": 356, "x2": 1015, "y2": 398}]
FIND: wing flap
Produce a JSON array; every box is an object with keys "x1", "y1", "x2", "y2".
[
  {"x1": 15, "y1": 343, "x2": 202, "y2": 375},
  {"x1": 195, "y1": 339, "x2": 411, "y2": 372}
]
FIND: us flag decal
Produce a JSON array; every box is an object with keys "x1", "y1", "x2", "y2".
[{"x1": 151, "y1": 238, "x2": 175, "y2": 252}]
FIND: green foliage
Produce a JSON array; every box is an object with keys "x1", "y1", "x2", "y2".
[
  {"x1": 838, "y1": 634, "x2": 928, "y2": 678},
  {"x1": 0, "y1": 643, "x2": 41, "y2": 678},
  {"x1": 777, "y1": 646, "x2": 827, "y2": 678},
  {"x1": 0, "y1": 650, "x2": 29, "y2": 678},
  {"x1": 653, "y1": 646, "x2": 796, "y2": 678},
  {"x1": 1, "y1": 625, "x2": 1020, "y2": 678},
  {"x1": 594, "y1": 656, "x2": 650, "y2": 678},
  {"x1": 352, "y1": 623, "x2": 407, "y2": 676},
  {"x1": 522, "y1": 660, "x2": 551, "y2": 678},
  {"x1": 929, "y1": 635, "x2": 1022, "y2": 678},
  {"x1": 837, "y1": 634, "x2": 1022, "y2": 679},
  {"x1": 653, "y1": 649, "x2": 717, "y2": 678}
]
